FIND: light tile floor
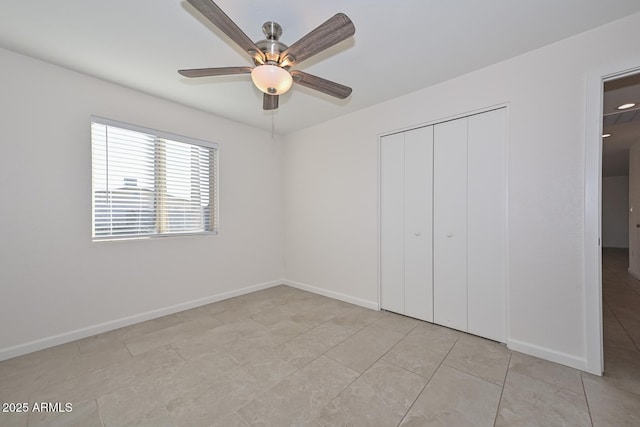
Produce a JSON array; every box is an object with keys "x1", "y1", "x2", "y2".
[{"x1": 1, "y1": 249, "x2": 640, "y2": 426}]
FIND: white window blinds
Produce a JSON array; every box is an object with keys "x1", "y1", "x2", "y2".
[{"x1": 91, "y1": 117, "x2": 218, "y2": 240}]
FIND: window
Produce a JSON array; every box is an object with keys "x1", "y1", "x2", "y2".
[{"x1": 91, "y1": 117, "x2": 218, "y2": 240}]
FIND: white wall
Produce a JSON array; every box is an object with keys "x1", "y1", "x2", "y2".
[
  {"x1": 0, "y1": 48, "x2": 284, "y2": 359},
  {"x1": 602, "y1": 176, "x2": 629, "y2": 248},
  {"x1": 628, "y1": 144, "x2": 640, "y2": 277},
  {"x1": 283, "y1": 12, "x2": 640, "y2": 371}
]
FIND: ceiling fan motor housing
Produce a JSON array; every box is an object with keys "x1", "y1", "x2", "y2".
[{"x1": 255, "y1": 21, "x2": 289, "y2": 65}]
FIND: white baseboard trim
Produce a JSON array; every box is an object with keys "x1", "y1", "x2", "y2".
[
  {"x1": 507, "y1": 338, "x2": 588, "y2": 372},
  {"x1": 283, "y1": 279, "x2": 379, "y2": 311},
  {"x1": 0, "y1": 279, "x2": 283, "y2": 362}
]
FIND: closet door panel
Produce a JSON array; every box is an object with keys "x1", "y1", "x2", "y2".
[
  {"x1": 380, "y1": 133, "x2": 405, "y2": 314},
  {"x1": 467, "y1": 108, "x2": 507, "y2": 342},
  {"x1": 404, "y1": 126, "x2": 434, "y2": 322},
  {"x1": 433, "y1": 118, "x2": 468, "y2": 331}
]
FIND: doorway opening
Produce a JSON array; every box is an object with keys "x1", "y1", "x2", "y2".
[
  {"x1": 600, "y1": 72, "x2": 640, "y2": 375},
  {"x1": 586, "y1": 63, "x2": 640, "y2": 375}
]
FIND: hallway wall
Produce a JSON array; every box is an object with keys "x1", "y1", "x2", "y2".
[{"x1": 602, "y1": 176, "x2": 629, "y2": 248}]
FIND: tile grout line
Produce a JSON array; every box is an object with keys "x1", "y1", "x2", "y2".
[
  {"x1": 235, "y1": 406, "x2": 252, "y2": 426},
  {"x1": 438, "y1": 334, "x2": 511, "y2": 387},
  {"x1": 580, "y1": 373, "x2": 595, "y2": 427},
  {"x1": 492, "y1": 352, "x2": 511, "y2": 426},
  {"x1": 440, "y1": 362, "x2": 505, "y2": 388},
  {"x1": 603, "y1": 298, "x2": 640, "y2": 354},
  {"x1": 169, "y1": 343, "x2": 188, "y2": 361},
  {"x1": 232, "y1": 308, "x2": 368, "y2": 423},
  {"x1": 380, "y1": 357, "x2": 430, "y2": 380},
  {"x1": 95, "y1": 398, "x2": 106, "y2": 427},
  {"x1": 308, "y1": 314, "x2": 422, "y2": 424},
  {"x1": 396, "y1": 333, "x2": 463, "y2": 426},
  {"x1": 319, "y1": 313, "x2": 413, "y2": 363},
  {"x1": 502, "y1": 353, "x2": 586, "y2": 396}
]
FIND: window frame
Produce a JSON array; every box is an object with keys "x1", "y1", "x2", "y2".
[{"x1": 90, "y1": 116, "x2": 219, "y2": 242}]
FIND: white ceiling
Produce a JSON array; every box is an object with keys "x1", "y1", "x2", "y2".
[{"x1": 1, "y1": 1, "x2": 640, "y2": 134}]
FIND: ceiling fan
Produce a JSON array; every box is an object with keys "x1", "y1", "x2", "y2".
[{"x1": 179, "y1": 0, "x2": 355, "y2": 110}]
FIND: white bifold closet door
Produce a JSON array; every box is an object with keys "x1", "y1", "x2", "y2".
[
  {"x1": 380, "y1": 107, "x2": 506, "y2": 343},
  {"x1": 432, "y1": 109, "x2": 506, "y2": 341},
  {"x1": 404, "y1": 127, "x2": 434, "y2": 320},
  {"x1": 380, "y1": 126, "x2": 434, "y2": 322},
  {"x1": 467, "y1": 109, "x2": 507, "y2": 342},
  {"x1": 433, "y1": 118, "x2": 468, "y2": 331}
]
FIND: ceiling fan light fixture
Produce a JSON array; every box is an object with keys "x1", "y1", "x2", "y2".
[{"x1": 251, "y1": 64, "x2": 293, "y2": 95}]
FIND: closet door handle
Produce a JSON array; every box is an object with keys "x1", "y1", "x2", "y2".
[
  {"x1": 446, "y1": 233, "x2": 454, "y2": 238},
  {"x1": 414, "y1": 232, "x2": 421, "y2": 237}
]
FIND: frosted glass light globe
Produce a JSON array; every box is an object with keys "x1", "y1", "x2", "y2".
[{"x1": 251, "y1": 65, "x2": 293, "y2": 95}]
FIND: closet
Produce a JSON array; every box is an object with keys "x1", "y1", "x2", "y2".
[{"x1": 379, "y1": 107, "x2": 506, "y2": 343}]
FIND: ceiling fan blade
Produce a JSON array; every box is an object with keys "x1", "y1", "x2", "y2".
[
  {"x1": 187, "y1": 0, "x2": 265, "y2": 63},
  {"x1": 290, "y1": 70, "x2": 352, "y2": 99},
  {"x1": 178, "y1": 66, "x2": 253, "y2": 78},
  {"x1": 279, "y1": 13, "x2": 355, "y2": 67},
  {"x1": 263, "y1": 94, "x2": 279, "y2": 110}
]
